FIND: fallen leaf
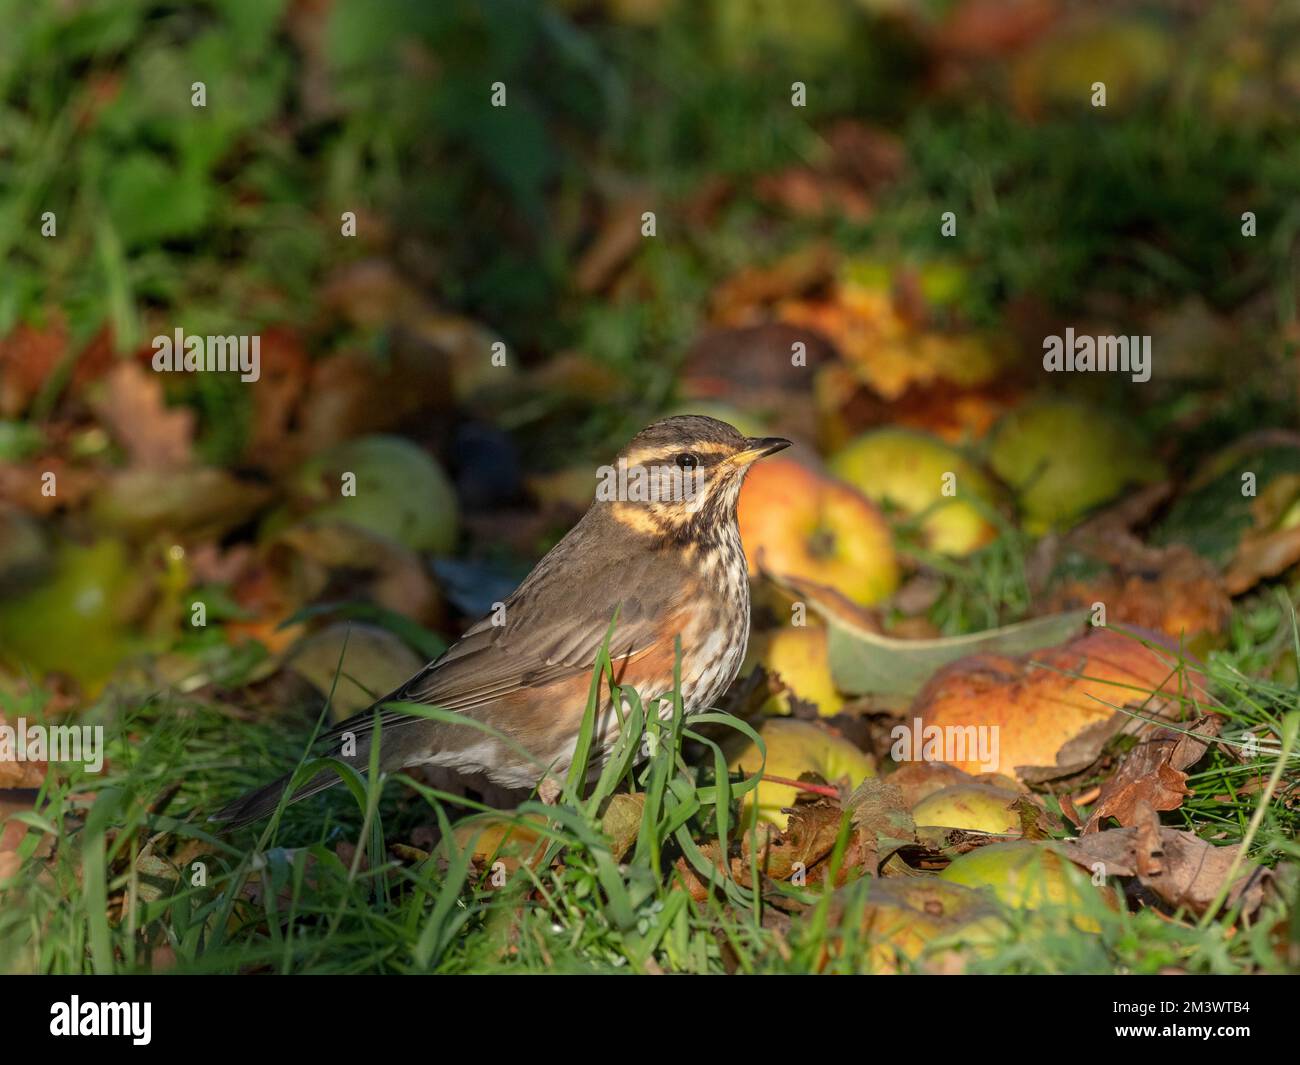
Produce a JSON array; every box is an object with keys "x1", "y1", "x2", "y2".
[
  {"x1": 0, "y1": 710, "x2": 47, "y2": 787},
  {"x1": 846, "y1": 777, "x2": 916, "y2": 871},
  {"x1": 1155, "y1": 431, "x2": 1300, "y2": 592},
  {"x1": 1082, "y1": 717, "x2": 1221, "y2": 833},
  {"x1": 709, "y1": 243, "x2": 838, "y2": 326},
  {"x1": 91, "y1": 467, "x2": 272, "y2": 540},
  {"x1": 93, "y1": 362, "x2": 194, "y2": 469},
  {"x1": 0, "y1": 457, "x2": 99, "y2": 515},
  {"x1": 246, "y1": 327, "x2": 311, "y2": 467},
  {"x1": 0, "y1": 318, "x2": 68, "y2": 417},
  {"x1": 286, "y1": 622, "x2": 426, "y2": 719},
  {"x1": 1225, "y1": 519, "x2": 1300, "y2": 595},
  {"x1": 600, "y1": 792, "x2": 645, "y2": 863},
  {"x1": 935, "y1": 0, "x2": 1061, "y2": 58},
  {"x1": 574, "y1": 189, "x2": 654, "y2": 294},
  {"x1": 1060, "y1": 827, "x2": 1272, "y2": 918}
]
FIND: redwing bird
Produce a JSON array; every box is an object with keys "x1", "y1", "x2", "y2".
[{"x1": 212, "y1": 415, "x2": 790, "y2": 827}]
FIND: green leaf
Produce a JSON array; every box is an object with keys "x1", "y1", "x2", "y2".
[
  {"x1": 102, "y1": 152, "x2": 212, "y2": 246},
  {"x1": 822, "y1": 607, "x2": 1088, "y2": 699}
]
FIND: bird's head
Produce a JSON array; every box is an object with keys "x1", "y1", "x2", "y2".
[{"x1": 597, "y1": 415, "x2": 790, "y2": 542}]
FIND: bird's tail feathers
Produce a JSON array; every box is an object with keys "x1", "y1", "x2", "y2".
[
  {"x1": 209, "y1": 698, "x2": 423, "y2": 829},
  {"x1": 208, "y1": 766, "x2": 345, "y2": 829}
]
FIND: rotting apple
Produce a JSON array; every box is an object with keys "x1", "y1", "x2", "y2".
[
  {"x1": 819, "y1": 876, "x2": 1009, "y2": 973},
  {"x1": 912, "y1": 627, "x2": 1199, "y2": 782}
]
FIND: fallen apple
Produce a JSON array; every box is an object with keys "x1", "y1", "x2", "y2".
[
  {"x1": 743, "y1": 625, "x2": 845, "y2": 717},
  {"x1": 988, "y1": 398, "x2": 1164, "y2": 533},
  {"x1": 449, "y1": 813, "x2": 548, "y2": 873},
  {"x1": 728, "y1": 717, "x2": 875, "y2": 829},
  {"x1": 829, "y1": 428, "x2": 999, "y2": 555},
  {"x1": 910, "y1": 783, "x2": 1023, "y2": 835},
  {"x1": 0, "y1": 539, "x2": 141, "y2": 689},
  {"x1": 939, "y1": 841, "x2": 1114, "y2": 932},
  {"x1": 738, "y1": 455, "x2": 898, "y2": 608},
  {"x1": 1011, "y1": 16, "x2": 1173, "y2": 118},
  {"x1": 912, "y1": 627, "x2": 1197, "y2": 782},
  {"x1": 288, "y1": 435, "x2": 459, "y2": 554},
  {"x1": 820, "y1": 876, "x2": 1009, "y2": 973}
]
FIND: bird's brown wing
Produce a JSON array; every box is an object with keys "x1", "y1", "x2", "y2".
[{"x1": 325, "y1": 526, "x2": 686, "y2": 743}]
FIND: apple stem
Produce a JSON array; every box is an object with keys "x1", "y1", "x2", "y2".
[{"x1": 758, "y1": 774, "x2": 841, "y2": 800}]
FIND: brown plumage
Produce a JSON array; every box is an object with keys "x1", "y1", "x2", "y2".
[{"x1": 211, "y1": 415, "x2": 790, "y2": 827}]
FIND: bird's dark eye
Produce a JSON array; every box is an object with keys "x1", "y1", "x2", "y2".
[{"x1": 675, "y1": 452, "x2": 699, "y2": 470}]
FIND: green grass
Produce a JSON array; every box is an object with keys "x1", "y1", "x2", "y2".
[{"x1": 2, "y1": 607, "x2": 1298, "y2": 975}]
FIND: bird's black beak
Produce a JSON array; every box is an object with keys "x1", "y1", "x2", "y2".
[{"x1": 731, "y1": 436, "x2": 793, "y2": 465}]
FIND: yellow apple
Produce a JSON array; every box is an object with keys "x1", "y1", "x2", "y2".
[
  {"x1": 988, "y1": 398, "x2": 1164, "y2": 533},
  {"x1": 821, "y1": 876, "x2": 1009, "y2": 973},
  {"x1": 728, "y1": 718, "x2": 875, "y2": 829},
  {"x1": 910, "y1": 783, "x2": 1023, "y2": 835},
  {"x1": 744, "y1": 626, "x2": 845, "y2": 717},
  {"x1": 939, "y1": 841, "x2": 1114, "y2": 932}
]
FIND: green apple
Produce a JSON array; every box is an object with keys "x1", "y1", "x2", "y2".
[
  {"x1": 290, "y1": 435, "x2": 458, "y2": 554},
  {"x1": 830, "y1": 428, "x2": 998, "y2": 555},
  {"x1": 989, "y1": 399, "x2": 1164, "y2": 533}
]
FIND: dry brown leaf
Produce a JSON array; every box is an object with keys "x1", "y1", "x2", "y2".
[
  {"x1": 846, "y1": 778, "x2": 916, "y2": 872},
  {"x1": 1082, "y1": 717, "x2": 1221, "y2": 833},
  {"x1": 0, "y1": 318, "x2": 68, "y2": 417},
  {"x1": 674, "y1": 799, "x2": 856, "y2": 901},
  {"x1": 574, "y1": 190, "x2": 654, "y2": 294},
  {"x1": 753, "y1": 121, "x2": 904, "y2": 222},
  {"x1": 1060, "y1": 827, "x2": 1272, "y2": 918},
  {"x1": 0, "y1": 457, "x2": 99, "y2": 515},
  {"x1": 935, "y1": 0, "x2": 1061, "y2": 57},
  {"x1": 709, "y1": 244, "x2": 838, "y2": 326},
  {"x1": 0, "y1": 711, "x2": 46, "y2": 788},
  {"x1": 1225, "y1": 522, "x2": 1300, "y2": 596},
  {"x1": 246, "y1": 327, "x2": 311, "y2": 466},
  {"x1": 94, "y1": 362, "x2": 194, "y2": 469}
]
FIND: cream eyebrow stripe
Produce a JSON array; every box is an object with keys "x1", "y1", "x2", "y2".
[{"x1": 621, "y1": 443, "x2": 732, "y2": 466}]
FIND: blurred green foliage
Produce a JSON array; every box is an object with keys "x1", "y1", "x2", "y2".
[{"x1": 2, "y1": 0, "x2": 1298, "y2": 456}]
